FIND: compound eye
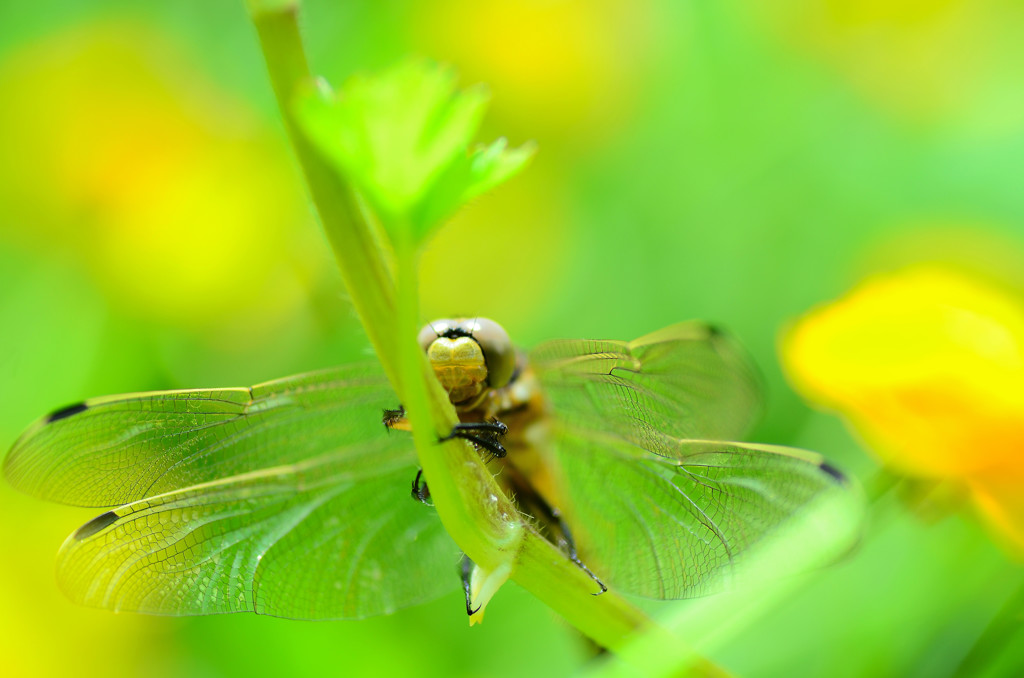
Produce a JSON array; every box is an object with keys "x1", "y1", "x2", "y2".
[
  {"x1": 418, "y1": 319, "x2": 452, "y2": 352},
  {"x1": 467, "y1": 317, "x2": 515, "y2": 388}
]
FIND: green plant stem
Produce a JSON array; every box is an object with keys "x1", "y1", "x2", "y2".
[
  {"x1": 391, "y1": 226, "x2": 520, "y2": 562},
  {"x1": 390, "y1": 227, "x2": 655, "y2": 647},
  {"x1": 246, "y1": 0, "x2": 725, "y2": 664},
  {"x1": 248, "y1": 1, "x2": 401, "y2": 387}
]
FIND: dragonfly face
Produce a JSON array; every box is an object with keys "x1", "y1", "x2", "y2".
[
  {"x1": 3, "y1": 318, "x2": 860, "y2": 620},
  {"x1": 417, "y1": 317, "x2": 516, "y2": 407}
]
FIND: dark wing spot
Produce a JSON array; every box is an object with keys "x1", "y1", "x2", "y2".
[
  {"x1": 46, "y1": 402, "x2": 89, "y2": 423},
  {"x1": 819, "y1": 461, "x2": 847, "y2": 483},
  {"x1": 704, "y1": 323, "x2": 725, "y2": 338},
  {"x1": 74, "y1": 511, "x2": 119, "y2": 540}
]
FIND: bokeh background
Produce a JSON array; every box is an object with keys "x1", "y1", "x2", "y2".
[{"x1": 2, "y1": 1, "x2": 1024, "y2": 676}]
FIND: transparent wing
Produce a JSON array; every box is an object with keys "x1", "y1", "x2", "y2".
[
  {"x1": 57, "y1": 447, "x2": 458, "y2": 619},
  {"x1": 7, "y1": 362, "x2": 459, "y2": 618},
  {"x1": 547, "y1": 432, "x2": 853, "y2": 599},
  {"x1": 531, "y1": 322, "x2": 855, "y2": 598},
  {"x1": 5, "y1": 363, "x2": 394, "y2": 507},
  {"x1": 530, "y1": 322, "x2": 762, "y2": 456}
]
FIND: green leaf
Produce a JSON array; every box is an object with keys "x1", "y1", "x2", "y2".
[{"x1": 294, "y1": 59, "x2": 534, "y2": 240}]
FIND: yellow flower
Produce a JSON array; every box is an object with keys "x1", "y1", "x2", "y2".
[
  {"x1": 412, "y1": 0, "x2": 658, "y2": 147},
  {"x1": 0, "y1": 24, "x2": 319, "y2": 332},
  {"x1": 782, "y1": 266, "x2": 1024, "y2": 552}
]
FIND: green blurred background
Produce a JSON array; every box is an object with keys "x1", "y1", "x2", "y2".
[{"x1": 2, "y1": 1, "x2": 1024, "y2": 676}]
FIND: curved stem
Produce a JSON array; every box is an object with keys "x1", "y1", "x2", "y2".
[
  {"x1": 247, "y1": 1, "x2": 401, "y2": 386},
  {"x1": 246, "y1": 0, "x2": 721, "y2": 663},
  {"x1": 391, "y1": 225, "x2": 521, "y2": 564}
]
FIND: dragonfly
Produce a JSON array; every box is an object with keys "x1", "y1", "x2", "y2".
[{"x1": 4, "y1": 317, "x2": 853, "y2": 620}]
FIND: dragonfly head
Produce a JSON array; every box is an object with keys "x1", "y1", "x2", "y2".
[{"x1": 418, "y1": 317, "x2": 516, "y2": 406}]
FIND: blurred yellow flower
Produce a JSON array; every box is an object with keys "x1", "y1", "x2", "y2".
[
  {"x1": 782, "y1": 266, "x2": 1024, "y2": 553},
  {"x1": 0, "y1": 24, "x2": 319, "y2": 333},
  {"x1": 413, "y1": 0, "x2": 659, "y2": 148}
]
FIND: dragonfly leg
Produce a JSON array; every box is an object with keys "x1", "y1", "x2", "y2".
[
  {"x1": 440, "y1": 420, "x2": 508, "y2": 460},
  {"x1": 500, "y1": 458, "x2": 607, "y2": 595},
  {"x1": 548, "y1": 507, "x2": 607, "y2": 595},
  {"x1": 521, "y1": 487, "x2": 607, "y2": 596},
  {"x1": 382, "y1": 406, "x2": 409, "y2": 431},
  {"x1": 460, "y1": 554, "x2": 481, "y2": 616},
  {"x1": 388, "y1": 406, "x2": 506, "y2": 460},
  {"x1": 411, "y1": 468, "x2": 433, "y2": 505},
  {"x1": 398, "y1": 411, "x2": 502, "y2": 502}
]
